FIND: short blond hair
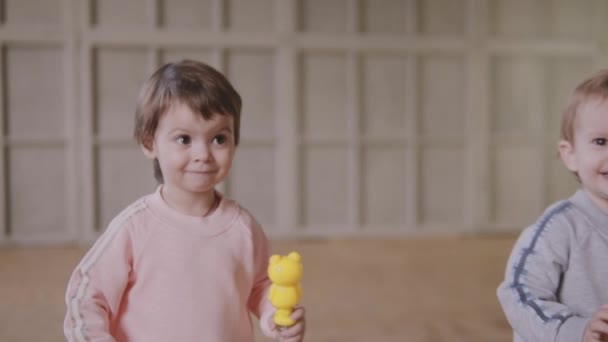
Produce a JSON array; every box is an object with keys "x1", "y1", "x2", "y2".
[{"x1": 561, "y1": 69, "x2": 608, "y2": 143}]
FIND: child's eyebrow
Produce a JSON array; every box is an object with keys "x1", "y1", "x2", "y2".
[
  {"x1": 217, "y1": 126, "x2": 233, "y2": 133},
  {"x1": 585, "y1": 129, "x2": 608, "y2": 135},
  {"x1": 167, "y1": 127, "x2": 191, "y2": 135},
  {"x1": 167, "y1": 125, "x2": 232, "y2": 135}
]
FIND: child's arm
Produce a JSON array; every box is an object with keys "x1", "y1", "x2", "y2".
[
  {"x1": 246, "y1": 219, "x2": 273, "y2": 318},
  {"x1": 497, "y1": 215, "x2": 588, "y2": 342},
  {"x1": 64, "y1": 221, "x2": 135, "y2": 341}
]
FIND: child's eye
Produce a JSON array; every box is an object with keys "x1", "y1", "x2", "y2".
[
  {"x1": 177, "y1": 135, "x2": 191, "y2": 145},
  {"x1": 593, "y1": 138, "x2": 607, "y2": 146},
  {"x1": 213, "y1": 134, "x2": 227, "y2": 145}
]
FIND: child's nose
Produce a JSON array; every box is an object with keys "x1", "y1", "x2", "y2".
[{"x1": 192, "y1": 142, "x2": 212, "y2": 162}]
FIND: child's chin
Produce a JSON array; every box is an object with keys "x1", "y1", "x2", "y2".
[{"x1": 182, "y1": 184, "x2": 215, "y2": 194}]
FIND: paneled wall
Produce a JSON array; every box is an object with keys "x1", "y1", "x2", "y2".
[{"x1": 0, "y1": 0, "x2": 606, "y2": 245}]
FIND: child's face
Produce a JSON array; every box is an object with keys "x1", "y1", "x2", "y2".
[
  {"x1": 560, "y1": 98, "x2": 608, "y2": 211},
  {"x1": 143, "y1": 102, "x2": 235, "y2": 200}
]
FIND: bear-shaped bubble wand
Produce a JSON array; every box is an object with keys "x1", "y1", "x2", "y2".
[{"x1": 267, "y1": 251, "x2": 303, "y2": 326}]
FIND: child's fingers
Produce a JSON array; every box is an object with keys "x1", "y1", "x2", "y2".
[
  {"x1": 589, "y1": 318, "x2": 608, "y2": 335},
  {"x1": 259, "y1": 310, "x2": 279, "y2": 338},
  {"x1": 290, "y1": 306, "x2": 306, "y2": 321},
  {"x1": 267, "y1": 313, "x2": 277, "y2": 328},
  {"x1": 593, "y1": 331, "x2": 605, "y2": 341},
  {"x1": 594, "y1": 332, "x2": 608, "y2": 342},
  {"x1": 595, "y1": 311, "x2": 608, "y2": 325},
  {"x1": 279, "y1": 329, "x2": 305, "y2": 342},
  {"x1": 279, "y1": 336, "x2": 304, "y2": 342},
  {"x1": 279, "y1": 308, "x2": 306, "y2": 341},
  {"x1": 585, "y1": 331, "x2": 603, "y2": 342},
  {"x1": 280, "y1": 320, "x2": 305, "y2": 339}
]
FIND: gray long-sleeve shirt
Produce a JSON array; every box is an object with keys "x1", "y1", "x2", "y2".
[{"x1": 497, "y1": 189, "x2": 608, "y2": 342}]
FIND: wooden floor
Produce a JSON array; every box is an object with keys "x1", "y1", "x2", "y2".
[{"x1": 0, "y1": 235, "x2": 516, "y2": 342}]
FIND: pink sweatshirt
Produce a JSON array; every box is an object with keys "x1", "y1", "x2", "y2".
[{"x1": 64, "y1": 187, "x2": 273, "y2": 341}]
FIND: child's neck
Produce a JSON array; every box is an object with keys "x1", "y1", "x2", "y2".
[{"x1": 160, "y1": 185, "x2": 218, "y2": 217}]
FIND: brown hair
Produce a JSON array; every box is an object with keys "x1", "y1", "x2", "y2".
[
  {"x1": 561, "y1": 69, "x2": 608, "y2": 143},
  {"x1": 133, "y1": 60, "x2": 242, "y2": 183}
]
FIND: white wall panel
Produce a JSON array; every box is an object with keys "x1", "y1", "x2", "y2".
[
  {"x1": 490, "y1": 57, "x2": 544, "y2": 228},
  {"x1": 489, "y1": 0, "x2": 550, "y2": 37},
  {"x1": 4, "y1": 0, "x2": 62, "y2": 27},
  {"x1": 226, "y1": 0, "x2": 275, "y2": 32},
  {"x1": 160, "y1": 0, "x2": 214, "y2": 29},
  {"x1": 492, "y1": 57, "x2": 543, "y2": 135},
  {"x1": 362, "y1": 147, "x2": 407, "y2": 227},
  {"x1": 96, "y1": 147, "x2": 155, "y2": 229},
  {"x1": 546, "y1": 58, "x2": 594, "y2": 143},
  {"x1": 226, "y1": 50, "x2": 275, "y2": 141},
  {"x1": 420, "y1": 147, "x2": 464, "y2": 224},
  {"x1": 420, "y1": 55, "x2": 465, "y2": 139},
  {"x1": 230, "y1": 146, "x2": 276, "y2": 227},
  {"x1": 95, "y1": 48, "x2": 150, "y2": 139},
  {"x1": 419, "y1": 0, "x2": 465, "y2": 36},
  {"x1": 302, "y1": 146, "x2": 349, "y2": 228},
  {"x1": 362, "y1": 55, "x2": 408, "y2": 138},
  {"x1": 6, "y1": 46, "x2": 65, "y2": 138},
  {"x1": 160, "y1": 49, "x2": 215, "y2": 68},
  {"x1": 3, "y1": 41, "x2": 74, "y2": 243},
  {"x1": 361, "y1": 0, "x2": 408, "y2": 34},
  {"x1": 298, "y1": 0, "x2": 348, "y2": 33},
  {"x1": 8, "y1": 148, "x2": 66, "y2": 238},
  {"x1": 492, "y1": 146, "x2": 542, "y2": 225},
  {"x1": 551, "y1": 0, "x2": 594, "y2": 39},
  {"x1": 1, "y1": 0, "x2": 608, "y2": 244},
  {"x1": 301, "y1": 53, "x2": 348, "y2": 140},
  {"x1": 92, "y1": 0, "x2": 150, "y2": 28}
]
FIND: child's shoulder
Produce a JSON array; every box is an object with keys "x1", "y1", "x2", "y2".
[
  {"x1": 537, "y1": 190, "x2": 596, "y2": 227},
  {"x1": 533, "y1": 197, "x2": 576, "y2": 229},
  {"x1": 220, "y1": 196, "x2": 265, "y2": 234},
  {"x1": 224, "y1": 198, "x2": 256, "y2": 225},
  {"x1": 106, "y1": 193, "x2": 154, "y2": 230},
  {"x1": 540, "y1": 198, "x2": 574, "y2": 221},
  {"x1": 525, "y1": 193, "x2": 592, "y2": 242}
]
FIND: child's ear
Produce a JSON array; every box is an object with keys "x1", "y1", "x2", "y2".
[
  {"x1": 141, "y1": 139, "x2": 157, "y2": 159},
  {"x1": 558, "y1": 140, "x2": 578, "y2": 172}
]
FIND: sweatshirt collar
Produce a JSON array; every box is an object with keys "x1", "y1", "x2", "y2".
[
  {"x1": 570, "y1": 189, "x2": 608, "y2": 226},
  {"x1": 144, "y1": 185, "x2": 239, "y2": 236}
]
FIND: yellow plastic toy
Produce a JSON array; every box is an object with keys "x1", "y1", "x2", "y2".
[{"x1": 267, "y1": 251, "x2": 303, "y2": 327}]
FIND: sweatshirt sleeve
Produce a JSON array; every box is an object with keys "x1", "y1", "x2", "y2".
[
  {"x1": 496, "y1": 203, "x2": 588, "y2": 342},
  {"x1": 64, "y1": 218, "x2": 135, "y2": 341},
  {"x1": 246, "y1": 219, "x2": 273, "y2": 318}
]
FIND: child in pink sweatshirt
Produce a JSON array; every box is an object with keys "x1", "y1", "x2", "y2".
[{"x1": 64, "y1": 60, "x2": 306, "y2": 342}]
